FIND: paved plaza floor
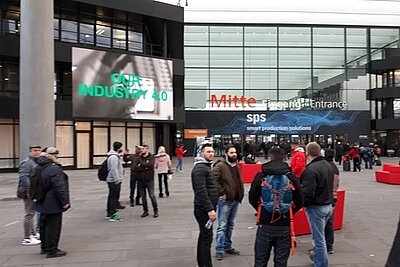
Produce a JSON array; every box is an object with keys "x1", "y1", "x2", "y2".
[{"x1": 0, "y1": 157, "x2": 399, "y2": 267}]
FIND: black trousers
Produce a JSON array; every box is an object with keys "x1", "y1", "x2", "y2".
[
  {"x1": 194, "y1": 206, "x2": 213, "y2": 267},
  {"x1": 386, "y1": 216, "x2": 400, "y2": 267},
  {"x1": 107, "y1": 182, "x2": 121, "y2": 215},
  {"x1": 158, "y1": 173, "x2": 169, "y2": 195},
  {"x1": 40, "y1": 213, "x2": 62, "y2": 253},
  {"x1": 138, "y1": 179, "x2": 158, "y2": 213},
  {"x1": 129, "y1": 174, "x2": 141, "y2": 203}
]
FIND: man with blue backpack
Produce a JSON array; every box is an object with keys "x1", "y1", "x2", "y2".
[{"x1": 249, "y1": 147, "x2": 303, "y2": 267}]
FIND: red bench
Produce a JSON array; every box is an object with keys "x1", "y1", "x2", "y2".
[
  {"x1": 238, "y1": 162, "x2": 262, "y2": 183},
  {"x1": 294, "y1": 189, "x2": 345, "y2": 236},
  {"x1": 375, "y1": 164, "x2": 400, "y2": 185}
]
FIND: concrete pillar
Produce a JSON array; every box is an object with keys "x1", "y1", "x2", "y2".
[{"x1": 19, "y1": 0, "x2": 54, "y2": 160}]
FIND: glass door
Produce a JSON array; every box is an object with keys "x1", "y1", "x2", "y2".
[{"x1": 76, "y1": 132, "x2": 90, "y2": 168}]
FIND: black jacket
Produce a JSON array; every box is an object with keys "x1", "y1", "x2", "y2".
[
  {"x1": 33, "y1": 155, "x2": 70, "y2": 214},
  {"x1": 133, "y1": 153, "x2": 155, "y2": 181},
  {"x1": 300, "y1": 156, "x2": 333, "y2": 207},
  {"x1": 249, "y1": 161, "x2": 303, "y2": 227},
  {"x1": 191, "y1": 157, "x2": 218, "y2": 212}
]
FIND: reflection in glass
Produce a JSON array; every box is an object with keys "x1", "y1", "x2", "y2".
[
  {"x1": 185, "y1": 25, "x2": 209, "y2": 46},
  {"x1": 113, "y1": 28, "x2": 126, "y2": 49},
  {"x1": 96, "y1": 24, "x2": 111, "y2": 48},
  {"x1": 346, "y1": 28, "x2": 366, "y2": 47},
  {"x1": 346, "y1": 49, "x2": 367, "y2": 68},
  {"x1": 210, "y1": 47, "x2": 243, "y2": 67},
  {"x1": 279, "y1": 69, "x2": 311, "y2": 90},
  {"x1": 128, "y1": 31, "x2": 143, "y2": 52},
  {"x1": 210, "y1": 26, "x2": 243, "y2": 46},
  {"x1": 79, "y1": 23, "x2": 94, "y2": 45},
  {"x1": 313, "y1": 48, "x2": 344, "y2": 68},
  {"x1": 61, "y1": 20, "x2": 77, "y2": 43},
  {"x1": 185, "y1": 68, "x2": 209, "y2": 89},
  {"x1": 244, "y1": 27, "x2": 277, "y2": 46},
  {"x1": 245, "y1": 69, "x2": 277, "y2": 89},
  {"x1": 279, "y1": 48, "x2": 311, "y2": 68},
  {"x1": 371, "y1": 29, "x2": 399, "y2": 48},
  {"x1": 184, "y1": 47, "x2": 209, "y2": 67},
  {"x1": 210, "y1": 69, "x2": 243, "y2": 89},
  {"x1": 245, "y1": 47, "x2": 277, "y2": 68},
  {"x1": 313, "y1": 28, "x2": 344, "y2": 47},
  {"x1": 279, "y1": 27, "x2": 311, "y2": 46}
]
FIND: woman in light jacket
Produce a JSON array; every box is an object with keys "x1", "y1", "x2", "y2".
[{"x1": 154, "y1": 146, "x2": 172, "y2": 197}]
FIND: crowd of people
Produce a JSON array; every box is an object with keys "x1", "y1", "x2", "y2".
[{"x1": 16, "y1": 140, "x2": 399, "y2": 266}]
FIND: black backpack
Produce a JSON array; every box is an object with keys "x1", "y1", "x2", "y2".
[
  {"x1": 30, "y1": 163, "x2": 52, "y2": 203},
  {"x1": 98, "y1": 155, "x2": 117, "y2": 181}
]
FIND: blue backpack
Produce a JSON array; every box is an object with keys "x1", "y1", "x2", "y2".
[{"x1": 261, "y1": 173, "x2": 294, "y2": 222}]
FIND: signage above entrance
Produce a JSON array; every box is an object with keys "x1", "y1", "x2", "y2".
[{"x1": 208, "y1": 94, "x2": 347, "y2": 111}]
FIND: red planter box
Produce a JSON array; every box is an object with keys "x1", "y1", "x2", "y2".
[
  {"x1": 376, "y1": 164, "x2": 400, "y2": 185},
  {"x1": 293, "y1": 189, "x2": 345, "y2": 236},
  {"x1": 238, "y1": 163, "x2": 262, "y2": 183}
]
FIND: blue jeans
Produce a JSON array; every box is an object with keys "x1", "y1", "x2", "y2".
[
  {"x1": 254, "y1": 225, "x2": 290, "y2": 267},
  {"x1": 325, "y1": 207, "x2": 334, "y2": 252},
  {"x1": 176, "y1": 158, "x2": 183, "y2": 171},
  {"x1": 305, "y1": 205, "x2": 333, "y2": 267},
  {"x1": 215, "y1": 200, "x2": 239, "y2": 254}
]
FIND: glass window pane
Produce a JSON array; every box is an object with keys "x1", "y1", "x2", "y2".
[
  {"x1": 186, "y1": 90, "x2": 208, "y2": 109},
  {"x1": 110, "y1": 127, "x2": 125, "y2": 147},
  {"x1": 184, "y1": 47, "x2": 209, "y2": 67},
  {"x1": 75, "y1": 122, "x2": 90, "y2": 130},
  {"x1": 0, "y1": 125, "x2": 13, "y2": 160},
  {"x1": 279, "y1": 48, "x2": 311, "y2": 68},
  {"x1": 279, "y1": 27, "x2": 311, "y2": 46},
  {"x1": 279, "y1": 69, "x2": 311, "y2": 89},
  {"x1": 61, "y1": 20, "x2": 77, "y2": 43},
  {"x1": 370, "y1": 28, "x2": 399, "y2": 48},
  {"x1": 128, "y1": 31, "x2": 143, "y2": 52},
  {"x1": 185, "y1": 68, "x2": 209, "y2": 89},
  {"x1": 113, "y1": 28, "x2": 126, "y2": 49},
  {"x1": 346, "y1": 90, "x2": 369, "y2": 110},
  {"x1": 346, "y1": 49, "x2": 368, "y2": 68},
  {"x1": 210, "y1": 26, "x2": 243, "y2": 46},
  {"x1": 313, "y1": 69, "x2": 345, "y2": 88},
  {"x1": 185, "y1": 25, "x2": 209, "y2": 46},
  {"x1": 244, "y1": 27, "x2": 277, "y2": 46},
  {"x1": 210, "y1": 69, "x2": 243, "y2": 89},
  {"x1": 127, "y1": 128, "x2": 140, "y2": 152},
  {"x1": 142, "y1": 128, "x2": 155, "y2": 154},
  {"x1": 2, "y1": 19, "x2": 17, "y2": 34},
  {"x1": 313, "y1": 28, "x2": 344, "y2": 47},
  {"x1": 210, "y1": 47, "x2": 243, "y2": 67},
  {"x1": 279, "y1": 90, "x2": 303, "y2": 101},
  {"x1": 96, "y1": 24, "x2": 111, "y2": 48},
  {"x1": 313, "y1": 48, "x2": 344, "y2": 68},
  {"x1": 346, "y1": 28, "x2": 367, "y2": 47},
  {"x1": 94, "y1": 127, "x2": 108, "y2": 156},
  {"x1": 244, "y1": 48, "x2": 277, "y2": 68},
  {"x1": 346, "y1": 69, "x2": 368, "y2": 89},
  {"x1": 208, "y1": 90, "x2": 244, "y2": 109},
  {"x1": 53, "y1": 19, "x2": 59, "y2": 40},
  {"x1": 246, "y1": 90, "x2": 277, "y2": 101},
  {"x1": 245, "y1": 69, "x2": 277, "y2": 89},
  {"x1": 79, "y1": 23, "x2": 94, "y2": 45},
  {"x1": 55, "y1": 125, "x2": 73, "y2": 157}
]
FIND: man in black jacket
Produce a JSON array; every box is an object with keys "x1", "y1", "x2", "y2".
[
  {"x1": 249, "y1": 147, "x2": 303, "y2": 267},
  {"x1": 33, "y1": 147, "x2": 70, "y2": 258},
  {"x1": 191, "y1": 143, "x2": 218, "y2": 267},
  {"x1": 301, "y1": 142, "x2": 333, "y2": 267},
  {"x1": 133, "y1": 144, "x2": 158, "y2": 218}
]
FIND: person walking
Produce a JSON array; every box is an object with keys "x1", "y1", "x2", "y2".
[
  {"x1": 290, "y1": 142, "x2": 306, "y2": 179},
  {"x1": 18, "y1": 145, "x2": 42, "y2": 246},
  {"x1": 154, "y1": 146, "x2": 172, "y2": 197},
  {"x1": 175, "y1": 144, "x2": 187, "y2": 172},
  {"x1": 191, "y1": 143, "x2": 218, "y2": 267},
  {"x1": 349, "y1": 144, "x2": 361, "y2": 172},
  {"x1": 106, "y1": 141, "x2": 124, "y2": 222},
  {"x1": 386, "y1": 214, "x2": 400, "y2": 267},
  {"x1": 123, "y1": 145, "x2": 143, "y2": 207},
  {"x1": 249, "y1": 147, "x2": 303, "y2": 267},
  {"x1": 301, "y1": 142, "x2": 333, "y2": 267},
  {"x1": 33, "y1": 147, "x2": 70, "y2": 258},
  {"x1": 213, "y1": 145, "x2": 244, "y2": 261},
  {"x1": 134, "y1": 144, "x2": 158, "y2": 218}
]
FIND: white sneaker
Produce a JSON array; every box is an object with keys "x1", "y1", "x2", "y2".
[
  {"x1": 21, "y1": 237, "x2": 41, "y2": 246},
  {"x1": 31, "y1": 233, "x2": 40, "y2": 240}
]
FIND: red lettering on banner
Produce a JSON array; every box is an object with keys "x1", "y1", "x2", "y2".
[{"x1": 210, "y1": 94, "x2": 257, "y2": 108}]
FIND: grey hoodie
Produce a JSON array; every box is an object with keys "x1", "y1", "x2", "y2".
[{"x1": 106, "y1": 150, "x2": 124, "y2": 183}]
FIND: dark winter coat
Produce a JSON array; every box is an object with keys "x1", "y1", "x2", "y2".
[
  {"x1": 33, "y1": 154, "x2": 70, "y2": 214},
  {"x1": 191, "y1": 157, "x2": 218, "y2": 212},
  {"x1": 213, "y1": 159, "x2": 244, "y2": 202},
  {"x1": 300, "y1": 156, "x2": 333, "y2": 207},
  {"x1": 133, "y1": 153, "x2": 155, "y2": 181},
  {"x1": 249, "y1": 161, "x2": 303, "y2": 227}
]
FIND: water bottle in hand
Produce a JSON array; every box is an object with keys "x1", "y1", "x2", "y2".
[{"x1": 205, "y1": 219, "x2": 213, "y2": 229}]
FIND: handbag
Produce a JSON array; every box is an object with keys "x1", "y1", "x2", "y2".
[
  {"x1": 16, "y1": 187, "x2": 28, "y2": 199},
  {"x1": 167, "y1": 169, "x2": 173, "y2": 181}
]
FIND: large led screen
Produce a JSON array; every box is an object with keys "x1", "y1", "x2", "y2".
[{"x1": 72, "y1": 47, "x2": 174, "y2": 120}]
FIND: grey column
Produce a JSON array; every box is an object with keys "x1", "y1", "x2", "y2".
[{"x1": 19, "y1": 0, "x2": 55, "y2": 160}]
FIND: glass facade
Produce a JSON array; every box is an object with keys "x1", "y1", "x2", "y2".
[{"x1": 184, "y1": 25, "x2": 400, "y2": 111}]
